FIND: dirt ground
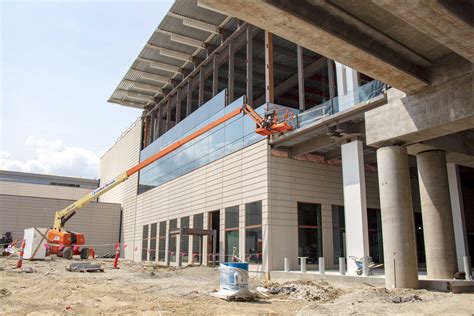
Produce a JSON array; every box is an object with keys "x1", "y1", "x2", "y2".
[{"x1": 1, "y1": 257, "x2": 473, "y2": 315}]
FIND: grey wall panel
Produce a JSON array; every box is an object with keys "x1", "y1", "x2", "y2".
[{"x1": 0, "y1": 194, "x2": 121, "y2": 255}]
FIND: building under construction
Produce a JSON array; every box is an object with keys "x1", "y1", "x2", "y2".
[{"x1": 100, "y1": 0, "x2": 473, "y2": 288}]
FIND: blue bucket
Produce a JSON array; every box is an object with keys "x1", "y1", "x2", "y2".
[{"x1": 220, "y1": 262, "x2": 249, "y2": 291}]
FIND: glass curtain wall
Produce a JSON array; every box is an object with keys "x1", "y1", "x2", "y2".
[
  {"x1": 138, "y1": 91, "x2": 266, "y2": 194},
  {"x1": 297, "y1": 202, "x2": 322, "y2": 264},
  {"x1": 225, "y1": 206, "x2": 240, "y2": 261},
  {"x1": 245, "y1": 201, "x2": 262, "y2": 264}
]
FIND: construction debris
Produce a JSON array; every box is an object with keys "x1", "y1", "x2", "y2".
[
  {"x1": 258, "y1": 280, "x2": 340, "y2": 302},
  {"x1": 66, "y1": 262, "x2": 104, "y2": 273}
]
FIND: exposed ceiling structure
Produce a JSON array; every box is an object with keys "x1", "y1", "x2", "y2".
[{"x1": 108, "y1": 0, "x2": 332, "y2": 112}]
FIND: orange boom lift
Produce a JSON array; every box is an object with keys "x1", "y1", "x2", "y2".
[{"x1": 47, "y1": 103, "x2": 294, "y2": 259}]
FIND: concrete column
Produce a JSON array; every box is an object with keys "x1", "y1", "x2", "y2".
[
  {"x1": 341, "y1": 140, "x2": 370, "y2": 275},
  {"x1": 447, "y1": 163, "x2": 469, "y2": 272},
  {"x1": 417, "y1": 150, "x2": 457, "y2": 279},
  {"x1": 335, "y1": 62, "x2": 360, "y2": 111},
  {"x1": 377, "y1": 146, "x2": 418, "y2": 289}
]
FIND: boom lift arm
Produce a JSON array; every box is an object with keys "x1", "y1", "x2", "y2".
[{"x1": 51, "y1": 103, "x2": 293, "y2": 236}]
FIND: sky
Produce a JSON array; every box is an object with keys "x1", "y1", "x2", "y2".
[{"x1": 0, "y1": 0, "x2": 173, "y2": 179}]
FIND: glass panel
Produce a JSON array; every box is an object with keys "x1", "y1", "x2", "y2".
[
  {"x1": 298, "y1": 80, "x2": 385, "y2": 128},
  {"x1": 150, "y1": 223, "x2": 157, "y2": 238},
  {"x1": 225, "y1": 230, "x2": 239, "y2": 261},
  {"x1": 225, "y1": 206, "x2": 239, "y2": 229},
  {"x1": 150, "y1": 238, "x2": 157, "y2": 261},
  {"x1": 192, "y1": 213, "x2": 204, "y2": 263},
  {"x1": 245, "y1": 201, "x2": 262, "y2": 226},
  {"x1": 298, "y1": 227, "x2": 322, "y2": 264},
  {"x1": 245, "y1": 228, "x2": 262, "y2": 264},
  {"x1": 332, "y1": 205, "x2": 345, "y2": 264},
  {"x1": 368, "y1": 208, "x2": 384, "y2": 263},
  {"x1": 181, "y1": 217, "x2": 190, "y2": 263},
  {"x1": 159, "y1": 221, "x2": 166, "y2": 237},
  {"x1": 158, "y1": 238, "x2": 166, "y2": 261},
  {"x1": 297, "y1": 203, "x2": 321, "y2": 227}
]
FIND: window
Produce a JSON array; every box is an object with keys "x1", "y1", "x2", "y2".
[
  {"x1": 368, "y1": 208, "x2": 384, "y2": 263},
  {"x1": 158, "y1": 221, "x2": 166, "y2": 262},
  {"x1": 225, "y1": 206, "x2": 239, "y2": 261},
  {"x1": 297, "y1": 202, "x2": 322, "y2": 264},
  {"x1": 245, "y1": 201, "x2": 262, "y2": 264},
  {"x1": 142, "y1": 225, "x2": 149, "y2": 261},
  {"x1": 169, "y1": 219, "x2": 177, "y2": 262},
  {"x1": 180, "y1": 217, "x2": 189, "y2": 263},
  {"x1": 192, "y1": 213, "x2": 204, "y2": 263},
  {"x1": 332, "y1": 205, "x2": 345, "y2": 264},
  {"x1": 150, "y1": 223, "x2": 157, "y2": 261}
]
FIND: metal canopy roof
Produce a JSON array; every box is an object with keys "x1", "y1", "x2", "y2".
[{"x1": 108, "y1": 0, "x2": 235, "y2": 109}]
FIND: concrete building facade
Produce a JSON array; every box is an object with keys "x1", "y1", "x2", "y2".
[
  {"x1": 101, "y1": 0, "x2": 473, "y2": 288},
  {"x1": 0, "y1": 170, "x2": 122, "y2": 255}
]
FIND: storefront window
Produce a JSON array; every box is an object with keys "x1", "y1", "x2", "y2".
[
  {"x1": 180, "y1": 217, "x2": 189, "y2": 262},
  {"x1": 332, "y1": 205, "x2": 345, "y2": 264},
  {"x1": 142, "y1": 225, "x2": 149, "y2": 261},
  {"x1": 150, "y1": 223, "x2": 157, "y2": 261},
  {"x1": 158, "y1": 221, "x2": 166, "y2": 262},
  {"x1": 245, "y1": 201, "x2": 262, "y2": 264},
  {"x1": 225, "y1": 206, "x2": 239, "y2": 261},
  {"x1": 297, "y1": 202, "x2": 322, "y2": 264},
  {"x1": 192, "y1": 213, "x2": 204, "y2": 263}
]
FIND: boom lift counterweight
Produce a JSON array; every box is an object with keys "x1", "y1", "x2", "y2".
[{"x1": 47, "y1": 102, "x2": 295, "y2": 259}]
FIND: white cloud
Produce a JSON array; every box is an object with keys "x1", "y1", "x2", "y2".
[{"x1": 0, "y1": 137, "x2": 100, "y2": 179}]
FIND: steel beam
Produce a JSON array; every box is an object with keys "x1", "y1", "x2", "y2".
[
  {"x1": 228, "y1": 39, "x2": 235, "y2": 103},
  {"x1": 246, "y1": 26, "x2": 254, "y2": 106},
  {"x1": 168, "y1": 12, "x2": 220, "y2": 34},
  {"x1": 297, "y1": 45, "x2": 305, "y2": 111},
  {"x1": 212, "y1": 54, "x2": 219, "y2": 96},
  {"x1": 265, "y1": 31, "x2": 274, "y2": 103}
]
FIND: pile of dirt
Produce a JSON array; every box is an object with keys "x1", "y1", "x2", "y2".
[
  {"x1": 336, "y1": 287, "x2": 425, "y2": 305},
  {"x1": 258, "y1": 280, "x2": 341, "y2": 302}
]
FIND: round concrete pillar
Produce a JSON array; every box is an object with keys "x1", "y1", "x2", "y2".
[
  {"x1": 377, "y1": 146, "x2": 418, "y2": 289},
  {"x1": 417, "y1": 150, "x2": 457, "y2": 279}
]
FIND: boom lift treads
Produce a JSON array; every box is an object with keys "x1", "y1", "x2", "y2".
[{"x1": 47, "y1": 102, "x2": 295, "y2": 259}]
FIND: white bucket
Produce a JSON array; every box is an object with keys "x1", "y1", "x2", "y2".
[{"x1": 219, "y1": 262, "x2": 249, "y2": 292}]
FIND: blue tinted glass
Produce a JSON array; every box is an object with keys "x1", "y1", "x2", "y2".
[
  {"x1": 139, "y1": 93, "x2": 300, "y2": 193},
  {"x1": 224, "y1": 117, "x2": 243, "y2": 145}
]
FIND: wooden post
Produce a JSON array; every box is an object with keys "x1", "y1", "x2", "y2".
[
  {"x1": 265, "y1": 31, "x2": 274, "y2": 103},
  {"x1": 297, "y1": 45, "x2": 305, "y2": 111},
  {"x1": 246, "y1": 26, "x2": 253, "y2": 107}
]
